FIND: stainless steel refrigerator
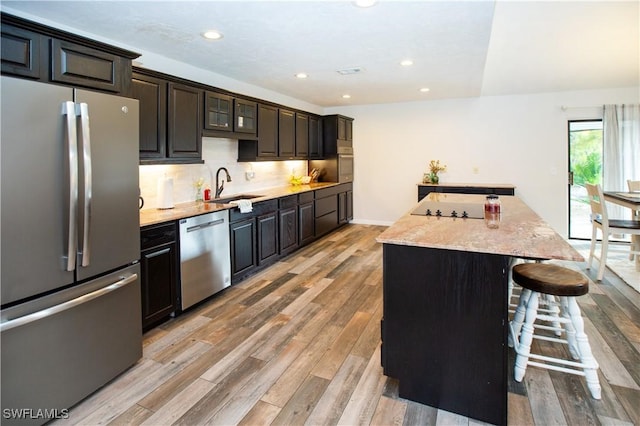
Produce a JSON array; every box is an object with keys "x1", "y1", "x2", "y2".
[{"x1": 1, "y1": 76, "x2": 142, "y2": 425}]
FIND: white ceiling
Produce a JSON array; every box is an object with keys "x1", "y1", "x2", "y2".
[{"x1": 2, "y1": 1, "x2": 639, "y2": 107}]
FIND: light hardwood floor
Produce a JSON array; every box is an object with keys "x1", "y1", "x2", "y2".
[{"x1": 56, "y1": 224, "x2": 640, "y2": 425}]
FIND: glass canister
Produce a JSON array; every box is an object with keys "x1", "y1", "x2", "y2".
[{"x1": 484, "y1": 194, "x2": 501, "y2": 228}]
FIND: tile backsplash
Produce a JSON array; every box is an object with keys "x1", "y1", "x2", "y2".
[{"x1": 139, "y1": 137, "x2": 307, "y2": 210}]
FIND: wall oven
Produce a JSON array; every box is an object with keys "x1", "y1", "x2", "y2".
[{"x1": 337, "y1": 147, "x2": 354, "y2": 183}]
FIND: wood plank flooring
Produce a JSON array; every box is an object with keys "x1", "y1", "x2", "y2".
[{"x1": 56, "y1": 224, "x2": 640, "y2": 425}]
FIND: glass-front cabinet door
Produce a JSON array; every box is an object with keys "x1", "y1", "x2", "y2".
[{"x1": 204, "y1": 91, "x2": 232, "y2": 131}]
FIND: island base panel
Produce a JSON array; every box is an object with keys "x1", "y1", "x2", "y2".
[{"x1": 381, "y1": 244, "x2": 509, "y2": 425}]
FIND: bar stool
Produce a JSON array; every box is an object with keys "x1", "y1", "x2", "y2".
[{"x1": 509, "y1": 262, "x2": 601, "y2": 399}]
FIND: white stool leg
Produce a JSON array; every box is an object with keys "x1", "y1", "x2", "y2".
[
  {"x1": 509, "y1": 288, "x2": 531, "y2": 348},
  {"x1": 544, "y1": 294, "x2": 562, "y2": 336},
  {"x1": 567, "y1": 297, "x2": 601, "y2": 399},
  {"x1": 560, "y1": 296, "x2": 580, "y2": 359},
  {"x1": 514, "y1": 291, "x2": 539, "y2": 382}
]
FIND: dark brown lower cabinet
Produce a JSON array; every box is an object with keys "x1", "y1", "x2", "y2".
[
  {"x1": 279, "y1": 207, "x2": 298, "y2": 256},
  {"x1": 140, "y1": 222, "x2": 178, "y2": 330},
  {"x1": 298, "y1": 200, "x2": 315, "y2": 246},
  {"x1": 279, "y1": 195, "x2": 299, "y2": 256},
  {"x1": 230, "y1": 218, "x2": 256, "y2": 283},
  {"x1": 229, "y1": 200, "x2": 278, "y2": 283},
  {"x1": 257, "y1": 212, "x2": 278, "y2": 265}
]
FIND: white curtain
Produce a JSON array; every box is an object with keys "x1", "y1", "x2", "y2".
[{"x1": 603, "y1": 104, "x2": 640, "y2": 219}]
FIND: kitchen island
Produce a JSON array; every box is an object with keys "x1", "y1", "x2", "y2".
[{"x1": 376, "y1": 193, "x2": 582, "y2": 425}]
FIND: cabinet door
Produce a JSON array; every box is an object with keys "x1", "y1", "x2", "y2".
[
  {"x1": 168, "y1": 82, "x2": 202, "y2": 159},
  {"x1": 295, "y1": 113, "x2": 309, "y2": 158},
  {"x1": 345, "y1": 118, "x2": 353, "y2": 141},
  {"x1": 257, "y1": 104, "x2": 278, "y2": 157},
  {"x1": 141, "y1": 242, "x2": 177, "y2": 329},
  {"x1": 279, "y1": 207, "x2": 298, "y2": 256},
  {"x1": 204, "y1": 91, "x2": 233, "y2": 131},
  {"x1": 131, "y1": 72, "x2": 167, "y2": 160},
  {"x1": 347, "y1": 190, "x2": 354, "y2": 220},
  {"x1": 337, "y1": 116, "x2": 347, "y2": 140},
  {"x1": 51, "y1": 39, "x2": 124, "y2": 93},
  {"x1": 298, "y1": 201, "x2": 315, "y2": 246},
  {"x1": 234, "y1": 99, "x2": 257, "y2": 135},
  {"x1": 230, "y1": 218, "x2": 256, "y2": 282},
  {"x1": 1, "y1": 25, "x2": 45, "y2": 80},
  {"x1": 278, "y1": 108, "x2": 295, "y2": 158},
  {"x1": 338, "y1": 192, "x2": 348, "y2": 224},
  {"x1": 257, "y1": 212, "x2": 278, "y2": 265},
  {"x1": 308, "y1": 115, "x2": 322, "y2": 158}
]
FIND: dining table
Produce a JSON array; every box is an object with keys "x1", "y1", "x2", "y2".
[{"x1": 603, "y1": 191, "x2": 640, "y2": 271}]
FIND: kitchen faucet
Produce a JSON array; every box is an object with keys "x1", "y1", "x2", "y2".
[{"x1": 215, "y1": 167, "x2": 232, "y2": 198}]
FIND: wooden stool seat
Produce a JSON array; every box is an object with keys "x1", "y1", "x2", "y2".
[
  {"x1": 509, "y1": 263, "x2": 601, "y2": 400},
  {"x1": 513, "y1": 263, "x2": 588, "y2": 297}
]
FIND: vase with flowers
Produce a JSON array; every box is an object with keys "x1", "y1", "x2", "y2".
[{"x1": 424, "y1": 160, "x2": 446, "y2": 184}]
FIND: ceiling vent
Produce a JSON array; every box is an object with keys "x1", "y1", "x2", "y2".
[{"x1": 336, "y1": 67, "x2": 365, "y2": 75}]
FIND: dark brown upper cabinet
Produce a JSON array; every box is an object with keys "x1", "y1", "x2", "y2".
[
  {"x1": 295, "y1": 113, "x2": 309, "y2": 158},
  {"x1": 278, "y1": 108, "x2": 295, "y2": 158},
  {"x1": 51, "y1": 39, "x2": 125, "y2": 93},
  {"x1": 1, "y1": 13, "x2": 138, "y2": 94},
  {"x1": 132, "y1": 68, "x2": 203, "y2": 164},
  {"x1": 204, "y1": 91, "x2": 233, "y2": 132},
  {"x1": 131, "y1": 72, "x2": 167, "y2": 160},
  {"x1": 0, "y1": 24, "x2": 46, "y2": 80},
  {"x1": 323, "y1": 114, "x2": 354, "y2": 157},
  {"x1": 167, "y1": 82, "x2": 202, "y2": 160},
  {"x1": 308, "y1": 115, "x2": 322, "y2": 158},
  {"x1": 257, "y1": 103, "x2": 278, "y2": 158},
  {"x1": 234, "y1": 99, "x2": 257, "y2": 136}
]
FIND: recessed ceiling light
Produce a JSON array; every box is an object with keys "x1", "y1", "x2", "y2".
[
  {"x1": 342, "y1": 94, "x2": 351, "y2": 99},
  {"x1": 353, "y1": 0, "x2": 377, "y2": 7},
  {"x1": 400, "y1": 60, "x2": 414, "y2": 67},
  {"x1": 295, "y1": 73, "x2": 308, "y2": 79},
  {"x1": 420, "y1": 87, "x2": 430, "y2": 93},
  {"x1": 202, "y1": 30, "x2": 223, "y2": 40}
]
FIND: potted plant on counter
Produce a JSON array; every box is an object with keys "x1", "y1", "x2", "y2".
[{"x1": 424, "y1": 160, "x2": 447, "y2": 184}]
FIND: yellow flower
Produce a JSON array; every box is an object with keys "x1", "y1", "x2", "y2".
[{"x1": 429, "y1": 160, "x2": 446, "y2": 174}]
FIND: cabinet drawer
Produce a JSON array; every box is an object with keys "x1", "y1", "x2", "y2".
[
  {"x1": 230, "y1": 199, "x2": 278, "y2": 222},
  {"x1": 141, "y1": 222, "x2": 177, "y2": 250},
  {"x1": 51, "y1": 39, "x2": 124, "y2": 93},
  {"x1": 298, "y1": 191, "x2": 314, "y2": 204},
  {"x1": 279, "y1": 195, "x2": 297, "y2": 209},
  {"x1": 315, "y1": 185, "x2": 341, "y2": 199},
  {"x1": 315, "y1": 195, "x2": 337, "y2": 218}
]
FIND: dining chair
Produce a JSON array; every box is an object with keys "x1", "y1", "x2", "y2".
[
  {"x1": 585, "y1": 183, "x2": 640, "y2": 281},
  {"x1": 628, "y1": 180, "x2": 640, "y2": 191}
]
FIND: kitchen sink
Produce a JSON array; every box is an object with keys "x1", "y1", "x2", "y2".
[{"x1": 208, "y1": 194, "x2": 264, "y2": 204}]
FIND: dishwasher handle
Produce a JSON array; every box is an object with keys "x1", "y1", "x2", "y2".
[{"x1": 186, "y1": 218, "x2": 225, "y2": 233}]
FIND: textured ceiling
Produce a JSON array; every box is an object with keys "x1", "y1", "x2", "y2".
[{"x1": 2, "y1": 1, "x2": 638, "y2": 107}]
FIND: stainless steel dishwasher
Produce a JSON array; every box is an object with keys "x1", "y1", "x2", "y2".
[{"x1": 179, "y1": 210, "x2": 231, "y2": 310}]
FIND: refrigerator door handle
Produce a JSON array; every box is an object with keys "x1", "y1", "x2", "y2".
[
  {"x1": 63, "y1": 101, "x2": 78, "y2": 272},
  {"x1": 77, "y1": 102, "x2": 92, "y2": 267},
  {"x1": 0, "y1": 273, "x2": 138, "y2": 332}
]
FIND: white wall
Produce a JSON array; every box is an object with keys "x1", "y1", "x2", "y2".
[{"x1": 327, "y1": 87, "x2": 639, "y2": 235}]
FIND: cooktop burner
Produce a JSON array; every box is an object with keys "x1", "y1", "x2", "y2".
[{"x1": 411, "y1": 200, "x2": 484, "y2": 219}]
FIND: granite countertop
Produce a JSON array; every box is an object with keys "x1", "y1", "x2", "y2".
[
  {"x1": 377, "y1": 193, "x2": 583, "y2": 261},
  {"x1": 140, "y1": 182, "x2": 339, "y2": 227},
  {"x1": 417, "y1": 182, "x2": 516, "y2": 188}
]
